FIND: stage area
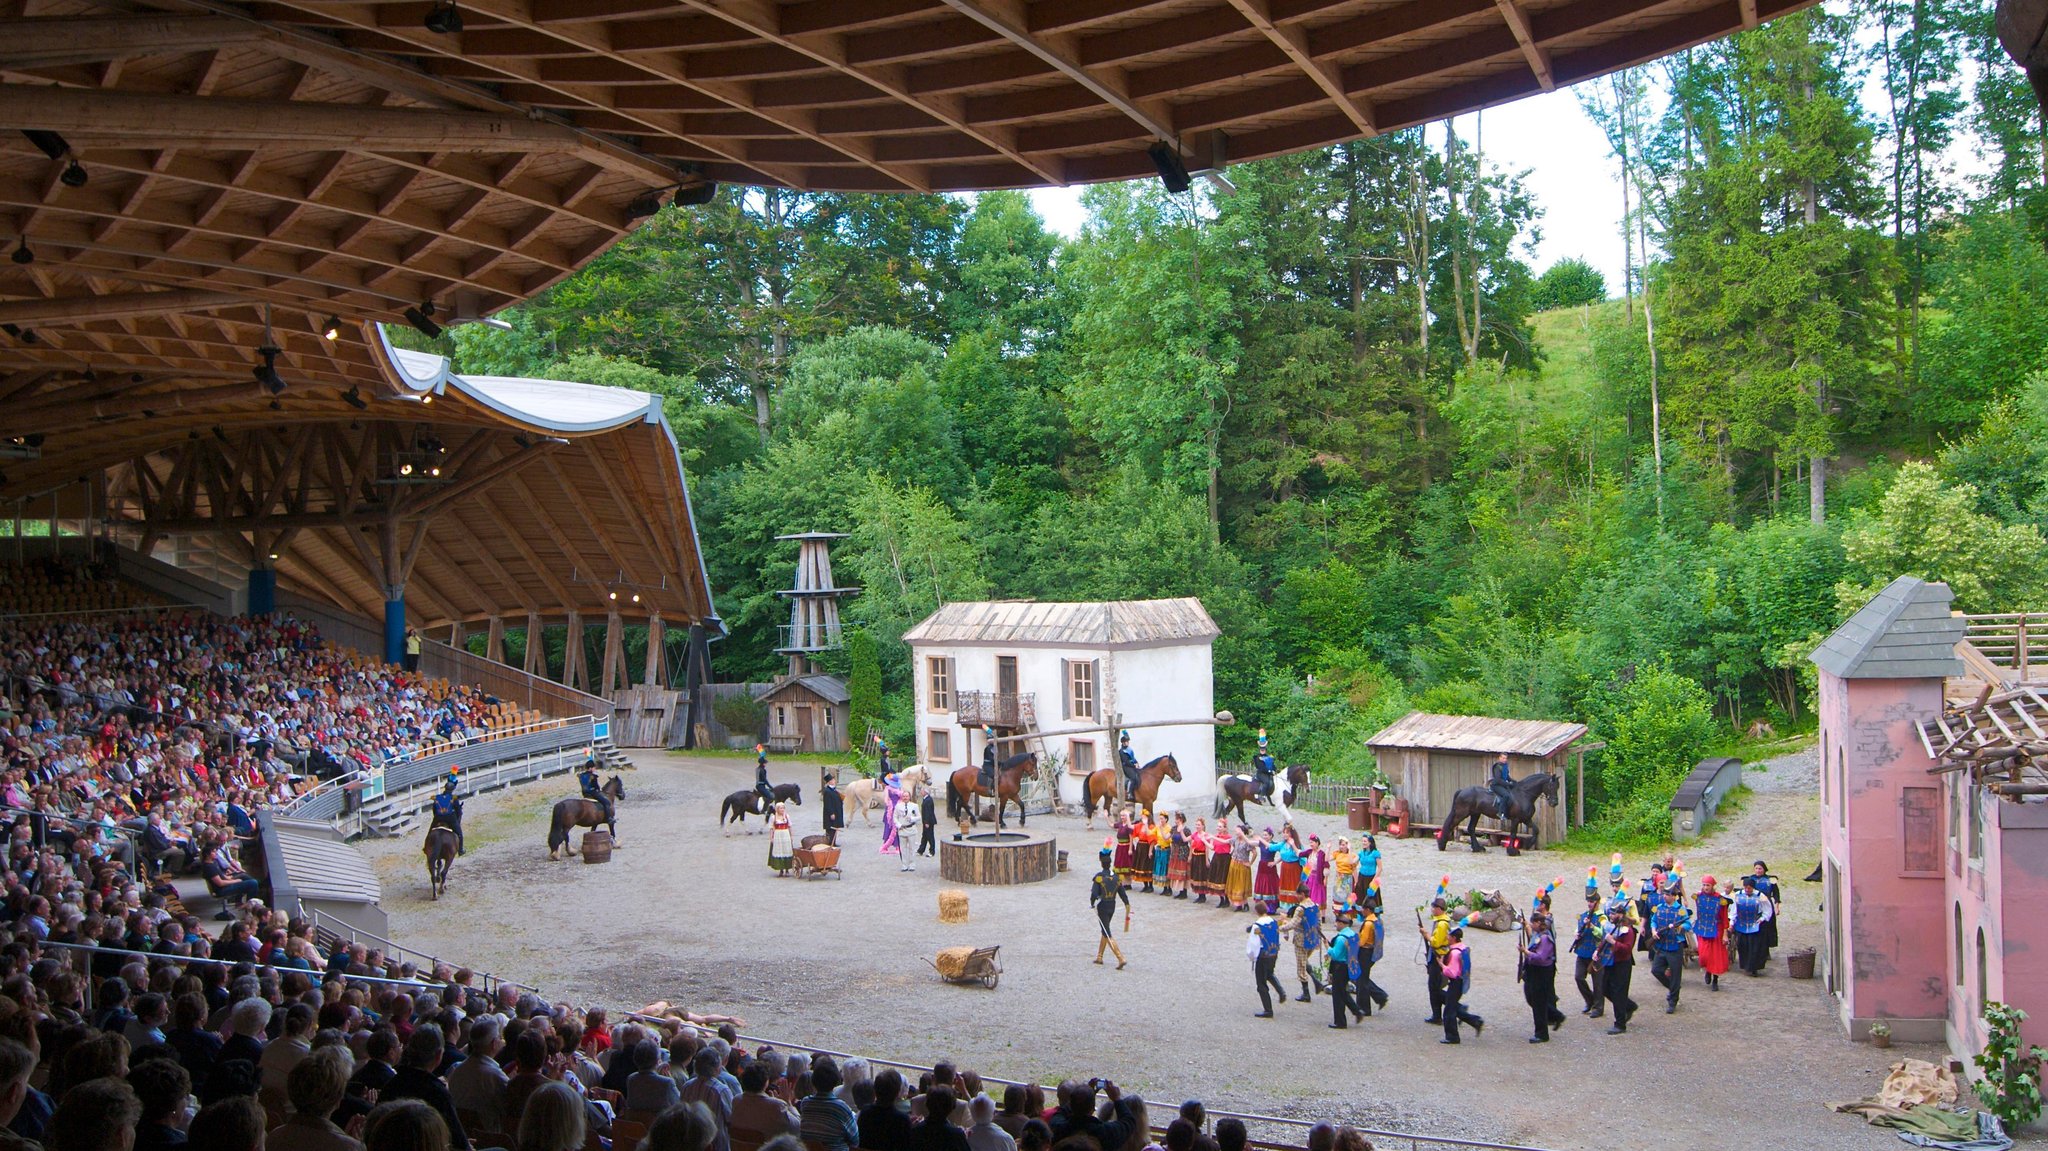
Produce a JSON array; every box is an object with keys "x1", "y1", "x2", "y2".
[{"x1": 363, "y1": 749, "x2": 1902, "y2": 1151}]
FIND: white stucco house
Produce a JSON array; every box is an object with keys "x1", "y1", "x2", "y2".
[{"x1": 901, "y1": 598, "x2": 1219, "y2": 811}]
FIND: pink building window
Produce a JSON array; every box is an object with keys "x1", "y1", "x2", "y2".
[{"x1": 1954, "y1": 903, "x2": 1964, "y2": 988}]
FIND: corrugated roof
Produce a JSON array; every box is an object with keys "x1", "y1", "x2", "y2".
[
  {"x1": 1811, "y1": 576, "x2": 1966, "y2": 680},
  {"x1": 902, "y1": 599, "x2": 1220, "y2": 647},
  {"x1": 1366, "y1": 712, "x2": 1588, "y2": 758},
  {"x1": 761, "y1": 674, "x2": 851, "y2": 705},
  {"x1": 272, "y1": 821, "x2": 382, "y2": 906}
]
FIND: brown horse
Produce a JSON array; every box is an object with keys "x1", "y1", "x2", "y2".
[
  {"x1": 1082, "y1": 754, "x2": 1182, "y2": 826},
  {"x1": 548, "y1": 774, "x2": 624, "y2": 859},
  {"x1": 423, "y1": 826, "x2": 458, "y2": 899},
  {"x1": 946, "y1": 752, "x2": 1037, "y2": 829}
]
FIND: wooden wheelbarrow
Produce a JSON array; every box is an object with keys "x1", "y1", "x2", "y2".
[
  {"x1": 792, "y1": 840, "x2": 842, "y2": 880},
  {"x1": 926, "y1": 944, "x2": 1001, "y2": 989}
]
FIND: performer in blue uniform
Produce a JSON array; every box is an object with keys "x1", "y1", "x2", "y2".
[
  {"x1": 1118, "y1": 731, "x2": 1140, "y2": 799},
  {"x1": 431, "y1": 778, "x2": 464, "y2": 855},
  {"x1": 1647, "y1": 881, "x2": 1693, "y2": 1012},
  {"x1": 1488, "y1": 755, "x2": 1515, "y2": 813},
  {"x1": 1252, "y1": 729, "x2": 1277, "y2": 799}
]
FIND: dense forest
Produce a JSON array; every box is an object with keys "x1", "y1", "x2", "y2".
[{"x1": 436, "y1": 1, "x2": 2048, "y2": 839}]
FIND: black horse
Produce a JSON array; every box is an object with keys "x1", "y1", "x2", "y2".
[
  {"x1": 1214, "y1": 763, "x2": 1311, "y2": 827},
  {"x1": 1437, "y1": 772, "x2": 1560, "y2": 852},
  {"x1": 721, "y1": 782, "x2": 802, "y2": 833}
]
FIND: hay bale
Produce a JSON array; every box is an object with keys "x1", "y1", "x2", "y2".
[
  {"x1": 938, "y1": 889, "x2": 970, "y2": 924},
  {"x1": 933, "y1": 946, "x2": 976, "y2": 979}
]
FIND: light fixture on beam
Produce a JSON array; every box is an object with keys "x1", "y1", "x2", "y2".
[
  {"x1": 59, "y1": 161, "x2": 86, "y2": 189},
  {"x1": 321, "y1": 315, "x2": 343, "y2": 341},
  {"x1": 341, "y1": 387, "x2": 368, "y2": 411},
  {"x1": 1, "y1": 434, "x2": 44, "y2": 461},
  {"x1": 252, "y1": 347, "x2": 285, "y2": 395},
  {"x1": 10, "y1": 239, "x2": 30, "y2": 266},
  {"x1": 0, "y1": 324, "x2": 36, "y2": 344},
  {"x1": 424, "y1": 1, "x2": 462, "y2": 34},
  {"x1": 404, "y1": 302, "x2": 442, "y2": 339}
]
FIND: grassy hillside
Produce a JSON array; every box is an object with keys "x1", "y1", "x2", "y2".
[{"x1": 1529, "y1": 297, "x2": 1624, "y2": 408}]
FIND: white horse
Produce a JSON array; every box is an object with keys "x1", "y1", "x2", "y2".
[{"x1": 839, "y1": 764, "x2": 929, "y2": 825}]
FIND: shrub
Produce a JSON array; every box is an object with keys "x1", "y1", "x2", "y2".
[
  {"x1": 1976, "y1": 1002, "x2": 2047, "y2": 1127},
  {"x1": 712, "y1": 693, "x2": 767, "y2": 739}
]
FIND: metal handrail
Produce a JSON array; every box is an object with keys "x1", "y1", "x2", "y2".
[
  {"x1": 0, "y1": 601, "x2": 198, "y2": 622},
  {"x1": 376, "y1": 713, "x2": 578, "y2": 770},
  {"x1": 41, "y1": 939, "x2": 464, "y2": 992},
  {"x1": 302, "y1": 906, "x2": 538, "y2": 998}
]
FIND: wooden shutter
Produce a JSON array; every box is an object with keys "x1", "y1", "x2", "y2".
[
  {"x1": 1089, "y1": 659, "x2": 1100, "y2": 720},
  {"x1": 946, "y1": 658, "x2": 956, "y2": 712},
  {"x1": 1902, "y1": 786, "x2": 1939, "y2": 876},
  {"x1": 1060, "y1": 659, "x2": 1071, "y2": 720}
]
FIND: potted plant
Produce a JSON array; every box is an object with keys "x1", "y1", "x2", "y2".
[{"x1": 1869, "y1": 1020, "x2": 1893, "y2": 1049}]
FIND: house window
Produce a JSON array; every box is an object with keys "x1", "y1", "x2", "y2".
[
  {"x1": 1968, "y1": 778, "x2": 1986, "y2": 862},
  {"x1": 1950, "y1": 774, "x2": 1962, "y2": 849},
  {"x1": 1836, "y1": 747, "x2": 1847, "y2": 828},
  {"x1": 928, "y1": 728, "x2": 951, "y2": 763},
  {"x1": 1064, "y1": 659, "x2": 1097, "y2": 721},
  {"x1": 1902, "y1": 787, "x2": 1939, "y2": 876},
  {"x1": 776, "y1": 705, "x2": 787, "y2": 729},
  {"x1": 1955, "y1": 903, "x2": 1964, "y2": 988},
  {"x1": 1978, "y1": 927, "x2": 1989, "y2": 1016},
  {"x1": 1069, "y1": 739, "x2": 1096, "y2": 776},
  {"x1": 824, "y1": 707, "x2": 834, "y2": 729},
  {"x1": 927, "y1": 657, "x2": 952, "y2": 713}
]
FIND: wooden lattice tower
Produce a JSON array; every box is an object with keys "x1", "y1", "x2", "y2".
[{"x1": 776, "y1": 533, "x2": 860, "y2": 678}]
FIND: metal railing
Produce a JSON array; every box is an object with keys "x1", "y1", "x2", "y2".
[
  {"x1": 377, "y1": 713, "x2": 578, "y2": 771},
  {"x1": 41, "y1": 939, "x2": 483, "y2": 999},
  {"x1": 956, "y1": 690, "x2": 1030, "y2": 728},
  {"x1": 301, "y1": 907, "x2": 538, "y2": 999},
  {"x1": 277, "y1": 716, "x2": 597, "y2": 833}
]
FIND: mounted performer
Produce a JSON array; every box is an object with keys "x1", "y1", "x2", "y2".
[
  {"x1": 753, "y1": 744, "x2": 775, "y2": 809},
  {"x1": 980, "y1": 726, "x2": 997, "y2": 791},
  {"x1": 1488, "y1": 755, "x2": 1514, "y2": 815},
  {"x1": 1252, "y1": 729, "x2": 1278, "y2": 799},
  {"x1": 1118, "y1": 731, "x2": 1141, "y2": 800},
  {"x1": 431, "y1": 774, "x2": 465, "y2": 856},
  {"x1": 579, "y1": 755, "x2": 614, "y2": 828}
]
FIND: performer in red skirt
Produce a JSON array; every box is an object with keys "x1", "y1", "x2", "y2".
[
  {"x1": 1113, "y1": 812, "x2": 1137, "y2": 883},
  {"x1": 1693, "y1": 875, "x2": 1732, "y2": 990},
  {"x1": 1131, "y1": 809, "x2": 1155, "y2": 891},
  {"x1": 1189, "y1": 817, "x2": 1211, "y2": 903},
  {"x1": 1253, "y1": 828, "x2": 1281, "y2": 909}
]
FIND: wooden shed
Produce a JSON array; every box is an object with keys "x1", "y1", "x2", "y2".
[
  {"x1": 759, "y1": 674, "x2": 850, "y2": 754},
  {"x1": 1366, "y1": 712, "x2": 1588, "y2": 844}
]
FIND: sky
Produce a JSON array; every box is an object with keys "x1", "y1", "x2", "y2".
[{"x1": 1027, "y1": 84, "x2": 1633, "y2": 292}]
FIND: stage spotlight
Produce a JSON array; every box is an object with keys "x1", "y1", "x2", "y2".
[
  {"x1": 631, "y1": 592, "x2": 641, "y2": 603},
  {"x1": 59, "y1": 160, "x2": 87, "y2": 189},
  {"x1": 252, "y1": 346, "x2": 286, "y2": 395},
  {"x1": 10, "y1": 239, "x2": 31, "y2": 265},
  {"x1": 400, "y1": 462, "x2": 414, "y2": 477},
  {"x1": 424, "y1": 1, "x2": 462, "y2": 34},
  {"x1": 624, "y1": 190, "x2": 668, "y2": 221},
  {"x1": 341, "y1": 387, "x2": 369, "y2": 411},
  {"x1": 1147, "y1": 141, "x2": 1192, "y2": 195},
  {"x1": 404, "y1": 303, "x2": 443, "y2": 339},
  {"x1": 608, "y1": 590, "x2": 618, "y2": 601},
  {"x1": 321, "y1": 315, "x2": 343, "y2": 341}
]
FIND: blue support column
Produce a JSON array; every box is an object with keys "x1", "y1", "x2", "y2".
[
  {"x1": 384, "y1": 598, "x2": 406, "y2": 665},
  {"x1": 247, "y1": 568, "x2": 276, "y2": 616}
]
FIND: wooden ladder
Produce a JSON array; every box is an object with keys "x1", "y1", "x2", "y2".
[{"x1": 1015, "y1": 696, "x2": 1061, "y2": 810}]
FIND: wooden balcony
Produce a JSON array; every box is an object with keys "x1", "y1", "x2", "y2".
[{"x1": 955, "y1": 690, "x2": 1030, "y2": 728}]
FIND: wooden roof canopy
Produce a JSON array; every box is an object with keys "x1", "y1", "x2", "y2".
[{"x1": 1, "y1": 0, "x2": 1812, "y2": 632}]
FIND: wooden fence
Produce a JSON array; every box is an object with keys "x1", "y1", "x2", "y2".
[
  {"x1": 1962, "y1": 612, "x2": 2048, "y2": 679},
  {"x1": 1217, "y1": 762, "x2": 1379, "y2": 815}
]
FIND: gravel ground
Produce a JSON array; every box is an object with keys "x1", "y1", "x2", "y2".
[{"x1": 360, "y1": 747, "x2": 1925, "y2": 1151}]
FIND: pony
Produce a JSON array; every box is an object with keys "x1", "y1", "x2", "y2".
[
  {"x1": 1214, "y1": 763, "x2": 1311, "y2": 827},
  {"x1": 1436, "y1": 772, "x2": 1560, "y2": 852},
  {"x1": 423, "y1": 825, "x2": 458, "y2": 900},
  {"x1": 547, "y1": 775, "x2": 624, "y2": 859},
  {"x1": 839, "y1": 765, "x2": 929, "y2": 825},
  {"x1": 946, "y1": 752, "x2": 1037, "y2": 830},
  {"x1": 1082, "y1": 754, "x2": 1182, "y2": 827},
  {"x1": 720, "y1": 782, "x2": 803, "y2": 833}
]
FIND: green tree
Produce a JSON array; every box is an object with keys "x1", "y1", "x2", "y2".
[
  {"x1": 1531, "y1": 258, "x2": 1609, "y2": 310},
  {"x1": 1590, "y1": 663, "x2": 1719, "y2": 837},
  {"x1": 845, "y1": 629, "x2": 883, "y2": 751},
  {"x1": 1921, "y1": 210, "x2": 2048, "y2": 428},
  {"x1": 1838, "y1": 461, "x2": 2048, "y2": 612}
]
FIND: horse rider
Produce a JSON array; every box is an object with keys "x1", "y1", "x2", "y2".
[
  {"x1": 754, "y1": 744, "x2": 775, "y2": 809},
  {"x1": 980, "y1": 726, "x2": 997, "y2": 791},
  {"x1": 877, "y1": 737, "x2": 893, "y2": 778},
  {"x1": 1252, "y1": 729, "x2": 1277, "y2": 799},
  {"x1": 431, "y1": 776, "x2": 465, "y2": 856},
  {"x1": 579, "y1": 756, "x2": 613, "y2": 825},
  {"x1": 1488, "y1": 755, "x2": 1515, "y2": 814},
  {"x1": 1118, "y1": 731, "x2": 1141, "y2": 799}
]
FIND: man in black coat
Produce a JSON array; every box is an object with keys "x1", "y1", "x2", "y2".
[
  {"x1": 380, "y1": 1024, "x2": 472, "y2": 1151},
  {"x1": 821, "y1": 772, "x2": 845, "y2": 847},
  {"x1": 1048, "y1": 1079, "x2": 1136, "y2": 1150},
  {"x1": 918, "y1": 788, "x2": 938, "y2": 856}
]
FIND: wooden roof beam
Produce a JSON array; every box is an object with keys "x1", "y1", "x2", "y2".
[
  {"x1": 0, "y1": 290, "x2": 246, "y2": 327},
  {"x1": 1223, "y1": 0, "x2": 1377, "y2": 136},
  {"x1": 675, "y1": 0, "x2": 1067, "y2": 185},
  {"x1": 935, "y1": 0, "x2": 1177, "y2": 143},
  {"x1": 0, "y1": 16, "x2": 263, "y2": 69},
  {"x1": 9, "y1": 88, "x2": 585, "y2": 153},
  {"x1": 1495, "y1": 0, "x2": 1556, "y2": 92}
]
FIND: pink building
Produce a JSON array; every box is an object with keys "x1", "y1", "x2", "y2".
[{"x1": 1813, "y1": 576, "x2": 2048, "y2": 1055}]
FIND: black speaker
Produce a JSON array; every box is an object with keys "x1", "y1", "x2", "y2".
[
  {"x1": 673, "y1": 181, "x2": 719, "y2": 207},
  {"x1": 1148, "y1": 142, "x2": 1192, "y2": 195}
]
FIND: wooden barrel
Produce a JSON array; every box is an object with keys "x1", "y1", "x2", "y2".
[
  {"x1": 582, "y1": 829, "x2": 613, "y2": 863},
  {"x1": 939, "y1": 831, "x2": 1057, "y2": 885}
]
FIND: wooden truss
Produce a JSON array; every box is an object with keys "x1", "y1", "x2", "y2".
[{"x1": 1916, "y1": 685, "x2": 2048, "y2": 798}]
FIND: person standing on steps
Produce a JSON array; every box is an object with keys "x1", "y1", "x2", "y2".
[
  {"x1": 1091, "y1": 849, "x2": 1130, "y2": 969},
  {"x1": 1571, "y1": 888, "x2": 1607, "y2": 1017},
  {"x1": 1648, "y1": 880, "x2": 1693, "y2": 1013},
  {"x1": 1247, "y1": 911, "x2": 1285, "y2": 1017},
  {"x1": 1521, "y1": 911, "x2": 1566, "y2": 1043},
  {"x1": 1420, "y1": 897, "x2": 1454, "y2": 1026},
  {"x1": 1438, "y1": 925, "x2": 1483, "y2": 1044}
]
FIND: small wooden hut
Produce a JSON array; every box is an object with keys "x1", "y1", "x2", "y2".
[
  {"x1": 1366, "y1": 712, "x2": 1588, "y2": 842},
  {"x1": 759, "y1": 674, "x2": 850, "y2": 754}
]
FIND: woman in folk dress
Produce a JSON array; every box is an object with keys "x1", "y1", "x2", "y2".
[
  {"x1": 767, "y1": 802, "x2": 795, "y2": 875},
  {"x1": 1330, "y1": 836, "x2": 1358, "y2": 910},
  {"x1": 1187, "y1": 817, "x2": 1210, "y2": 903},
  {"x1": 1302, "y1": 833, "x2": 1329, "y2": 910},
  {"x1": 1150, "y1": 812, "x2": 1172, "y2": 894},
  {"x1": 1226, "y1": 824, "x2": 1256, "y2": 911},
  {"x1": 1167, "y1": 812, "x2": 1192, "y2": 899}
]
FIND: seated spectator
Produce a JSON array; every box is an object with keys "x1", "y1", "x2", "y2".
[
  {"x1": 908, "y1": 1089, "x2": 969, "y2": 1151},
  {"x1": 380, "y1": 1025, "x2": 470, "y2": 1151},
  {"x1": 967, "y1": 1096, "x2": 1015, "y2": 1151},
  {"x1": 0, "y1": 1038, "x2": 42, "y2": 1148},
  {"x1": 364, "y1": 1099, "x2": 451, "y2": 1151},
  {"x1": 676, "y1": 1048, "x2": 732, "y2": 1151},
  {"x1": 125, "y1": 994, "x2": 169, "y2": 1051},
  {"x1": 995, "y1": 1087, "x2": 1031, "y2": 1139},
  {"x1": 349, "y1": 1030, "x2": 398, "y2": 1099},
  {"x1": 272, "y1": 1048, "x2": 366, "y2": 1151},
  {"x1": 128, "y1": 1057, "x2": 193, "y2": 1151},
  {"x1": 730, "y1": 1059, "x2": 799, "y2": 1144},
  {"x1": 856, "y1": 1069, "x2": 912, "y2": 1151},
  {"x1": 515, "y1": 1080, "x2": 584, "y2": 1151},
  {"x1": 625, "y1": 1040, "x2": 681, "y2": 1117},
  {"x1": 1215, "y1": 1119, "x2": 1247, "y2": 1151},
  {"x1": 1047, "y1": 1082, "x2": 1133, "y2": 1151},
  {"x1": 499, "y1": 1029, "x2": 550, "y2": 1132},
  {"x1": 261, "y1": 1002, "x2": 317, "y2": 1111},
  {"x1": 45, "y1": 1076, "x2": 141, "y2": 1151},
  {"x1": 799, "y1": 1058, "x2": 858, "y2": 1151},
  {"x1": 446, "y1": 1016, "x2": 509, "y2": 1137},
  {"x1": 645, "y1": 1101, "x2": 718, "y2": 1151},
  {"x1": 219, "y1": 997, "x2": 269, "y2": 1069},
  {"x1": 1018, "y1": 1121, "x2": 1051, "y2": 1151}
]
